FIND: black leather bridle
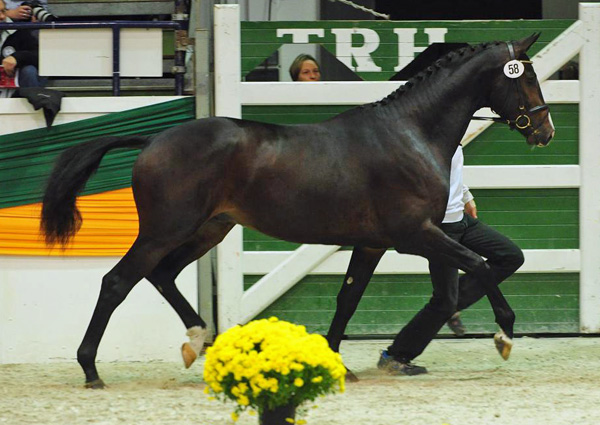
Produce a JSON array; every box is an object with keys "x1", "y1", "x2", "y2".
[{"x1": 472, "y1": 42, "x2": 549, "y2": 135}]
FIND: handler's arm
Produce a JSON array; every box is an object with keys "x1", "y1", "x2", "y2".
[{"x1": 462, "y1": 185, "x2": 477, "y2": 218}]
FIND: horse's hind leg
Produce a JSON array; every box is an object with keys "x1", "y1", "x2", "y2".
[
  {"x1": 146, "y1": 214, "x2": 236, "y2": 368},
  {"x1": 77, "y1": 237, "x2": 178, "y2": 389},
  {"x1": 326, "y1": 247, "x2": 385, "y2": 381}
]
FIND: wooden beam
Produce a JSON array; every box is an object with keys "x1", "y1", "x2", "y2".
[
  {"x1": 240, "y1": 245, "x2": 340, "y2": 324},
  {"x1": 242, "y1": 249, "x2": 581, "y2": 275}
]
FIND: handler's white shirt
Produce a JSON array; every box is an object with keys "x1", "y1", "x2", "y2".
[{"x1": 443, "y1": 146, "x2": 474, "y2": 223}]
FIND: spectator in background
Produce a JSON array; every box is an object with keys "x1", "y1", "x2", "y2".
[
  {"x1": 0, "y1": 0, "x2": 44, "y2": 87},
  {"x1": 4, "y1": 0, "x2": 52, "y2": 22},
  {"x1": 289, "y1": 54, "x2": 321, "y2": 82}
]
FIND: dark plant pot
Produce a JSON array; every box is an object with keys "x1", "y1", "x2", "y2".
[{"x1": 259, "y1": 403, "x2": 296, "y2": 425}]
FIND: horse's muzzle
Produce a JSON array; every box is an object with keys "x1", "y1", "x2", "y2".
[
  {"x1": 531, "y1": 129, "x2": 554, "y2": 147},
  {"x1": 527, "y1": 124, "x2": 554, "y2": 147}
]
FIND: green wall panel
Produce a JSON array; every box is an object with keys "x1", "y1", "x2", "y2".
[
  {"x1": 0, "y1": 97, "x2": 195, "y2": 209},
  {"x1": 244, "y1": 228, "x2": 301, "y2": 251},
  {"x1": 243, "y1": 105, "x2": 352, "y2": 125},
  {"x1": 248, "y1": 273, "x2": 579, "y2": 335},
  {"x1": 471, "y1": 189, "x2": 578, "y2": 249},
  {"x1": 241, "y1": 20, "x2": 574, "y2": 80},
  {"x1": 464, "y1": 104, "x2": 578, "y2": 165}
]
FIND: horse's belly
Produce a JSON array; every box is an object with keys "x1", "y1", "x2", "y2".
[
  {"x1": 228, "y1": 168, "x2": 437, "y2": 249},
  {"x1": 229, "y1": 203, "x2": 392, "y2": 248}
]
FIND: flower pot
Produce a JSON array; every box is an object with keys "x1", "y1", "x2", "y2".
[{"x1": 259, "y1": 403, "x2": 296, "y2": 425}]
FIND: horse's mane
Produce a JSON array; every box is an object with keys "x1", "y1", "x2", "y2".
[{"x1": 368, "y1": 40, "x2": 504, "y2": 108}]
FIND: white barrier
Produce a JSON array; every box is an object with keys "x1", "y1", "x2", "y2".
[{"x1": 0, "y1": 257, "x2": 197, "y2": 364}]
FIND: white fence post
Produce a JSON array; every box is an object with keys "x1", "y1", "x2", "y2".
[
  {"x1": 214, "y1": 4, "x2": 245, "y2": 333},
  {"x1": 579, "y1": 3, "x2": 600, "y2": 333}
]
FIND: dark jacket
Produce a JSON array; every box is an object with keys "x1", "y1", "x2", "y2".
[{"x1": 0, "y1": 27, "x2": 39, "y2": 69}]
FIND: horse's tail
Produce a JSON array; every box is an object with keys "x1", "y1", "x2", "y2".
[{"x1": 41, "y1": 135, "x2": 151, "y2": 246}]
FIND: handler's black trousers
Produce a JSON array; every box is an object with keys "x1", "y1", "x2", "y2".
[{"x1": 387, "y1": 214, "x2": 524, "y2": 363}]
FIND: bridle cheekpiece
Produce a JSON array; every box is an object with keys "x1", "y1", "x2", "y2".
[{"x1": 473, "y1": 42, "x2": 549, "y2": 137}]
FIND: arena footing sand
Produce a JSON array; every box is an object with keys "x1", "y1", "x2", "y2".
[{"x1": 1, "y1": 337, "x2": 600, "y2": 425}]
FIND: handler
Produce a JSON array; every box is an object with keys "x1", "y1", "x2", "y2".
[{"x1": 378, "y1": 145, "x2": 525, "y2": 376}]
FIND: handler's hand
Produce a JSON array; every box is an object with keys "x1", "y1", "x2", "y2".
[
  {"x1": 2, "y1": 56, "x2": 17, "y2": 77},
  {"x1": 464, "y1": 199, "x2": 478, "y2": 219}
]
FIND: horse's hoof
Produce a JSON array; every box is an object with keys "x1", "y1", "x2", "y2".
[
  {"x1": 181, "y1": 342, "x2": 198, "y2": 369},
  {"x1": 494, "y1": 330, "x2": 513, "y2": 360},
  {"x1": 345, "y1": 368, "x2": 359, "y2": 383},
  {"x1": 84, "y1": 379, "x2": 106, "y2": 389}
]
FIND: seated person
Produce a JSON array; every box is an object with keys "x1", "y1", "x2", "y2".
[
  {"x1": 0, "y1": 0, "x2": 44, "y2": 88},
  {"x1": 4, "y1": 0, "x2": 53, "y2": 22}
]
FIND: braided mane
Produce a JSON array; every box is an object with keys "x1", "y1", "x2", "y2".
[{"x1": 369, "y1": 41, "x2": 503, "y2": 107}]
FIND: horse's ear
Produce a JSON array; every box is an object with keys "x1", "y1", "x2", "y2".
[{"x1": 514, "y1": 32, "x2": 541, "y2": 56}]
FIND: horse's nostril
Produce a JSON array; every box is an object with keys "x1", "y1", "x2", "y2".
[{"x1": 540, "y1": 131, "x2": 554, "y2": 147}]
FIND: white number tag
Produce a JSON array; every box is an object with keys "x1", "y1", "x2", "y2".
[{"x1": 503, "y1": 60, "x2": 525, "y2": 79}]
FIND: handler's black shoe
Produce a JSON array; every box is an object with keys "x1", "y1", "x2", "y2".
[
  {"x1": 377, "y1": 351, "x2": 427, "y2": 376},
  {"x1": 446, "y1": 312, "x2": 466, "y2": 336}
]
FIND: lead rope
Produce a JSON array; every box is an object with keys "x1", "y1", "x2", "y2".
[{"x1": 328, "y1": 0, "x2": 391, "y2": 20}]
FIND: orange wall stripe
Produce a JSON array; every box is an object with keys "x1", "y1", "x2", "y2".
[{"x1": 0, "y1": 188, "x2": 138, "y2": 256}]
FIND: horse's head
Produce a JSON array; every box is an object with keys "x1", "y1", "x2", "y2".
[{"x1": 489, "y1": 33, "x2": 555, "y2": 147}]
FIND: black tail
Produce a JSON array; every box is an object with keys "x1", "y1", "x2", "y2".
[{"x1": 41, "y1": 135, "x2": 150, "y2": 246}]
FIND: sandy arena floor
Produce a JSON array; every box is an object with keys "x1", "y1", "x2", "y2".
[{"x1": 1, "y1": 337, "x2": 600, "y2": 425}]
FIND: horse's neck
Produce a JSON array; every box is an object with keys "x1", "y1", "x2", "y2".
[{"x1": 391, "y1": 55, "x2": 492, "y2": 160}]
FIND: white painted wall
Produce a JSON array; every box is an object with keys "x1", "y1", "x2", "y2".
[
  {"x1": 543, "y1": 0, "x2": 600, "y2": 18},
  {"x1": 39, "y1": 28, "x2": 163, "y2": 77},
  {"x1": 0, "y1": 257, "x2": 197, "y2": 364}
]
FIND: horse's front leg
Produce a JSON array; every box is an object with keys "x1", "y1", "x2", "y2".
[
  {"x1": 418, "y1": 221, "x2": 515, "y2": 358},
  {"x1": 326, "y1": 246, "x2": 385, "y2": 381}
]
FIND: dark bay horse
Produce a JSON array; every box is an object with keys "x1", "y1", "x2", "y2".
[{"x1": 41, "y1": 34, "x2": 553, "y2": 388}]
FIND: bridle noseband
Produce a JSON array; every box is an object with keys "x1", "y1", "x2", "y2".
[{"x1": 473, "y1": 42, "x2": 549, "y2": 135}]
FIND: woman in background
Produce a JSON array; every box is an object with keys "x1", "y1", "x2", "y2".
[{"x1": 289, "y1": 54, "x2": 321, "y2": 82}]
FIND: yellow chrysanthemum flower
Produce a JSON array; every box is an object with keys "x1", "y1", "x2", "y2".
[{"x1": 204, "y1": 317, "x2": 345, "y2": 423}]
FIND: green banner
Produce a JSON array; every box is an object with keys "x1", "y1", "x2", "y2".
[
  {"x1": 242, "y1": 20, "x2": 575, "y2": 80},
  {"x1": 0, "y1": 97, "x2": 195, "y2": 209}
]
